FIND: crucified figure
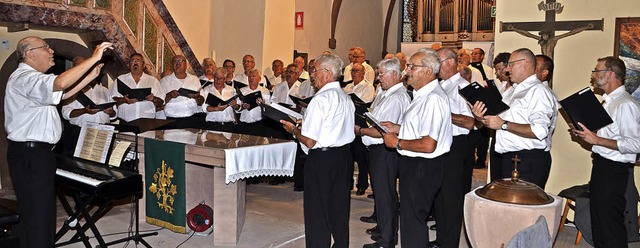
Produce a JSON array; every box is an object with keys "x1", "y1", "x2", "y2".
[{"x1": 505, "y1": 22, "x2": 594, "y2": 58}]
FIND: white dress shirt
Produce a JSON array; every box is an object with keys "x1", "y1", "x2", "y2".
[
  {"x1": 300, "y1": 81, "x2": 355, "y2": 154},
  {"x1": 62, "y1": 84, "x2": 114, "y2": 126},
  {"x1": 296, "y1": 79, "x2": 316, "y2": 98},
  {"x1": 343, "y1": 62, "x2": 376, "y2": 83},
  {"x1": 398, "y1": 79, "x2": 452, "y2": 158},
  {"x1": 202, "y1": 84, "x2": 237, "y2": 123},
  {"x1": 593, "y1": 86, "x2": 640, "y2": 163},
  {"x1": 299, "y1": 70, "x2": 310, "y2": 81},
  {"x1": 271, "y1": 81, "x2": 301, "y2": 107},
  {"x1": 160, "y1": 73, "x2": 203, "y2": 118},
  {"x1": 232, "y1": 73, "x2": 267, "y2": 88},
  {"x1": 110, "y1": 73, "x2": 164, "y2": 122},
  {"x1": 238, "y1": 85, "x2": 271, "y2": 123},
  {"x1": 440, "y1": 73, "x2": 473, "y2": 136},
  {"x1": 5, "y1": 63, "x2": 63, "y2": 143},
  {"x1": 343, "y1": 79, "x2": 376, "y2": 103},
  {"x1": 362, "y1": 83, "x2": 411, "y2": 146},
  {"x1": 495, "y1": 75, "x2": 558, "y2": 153},
  {"x1": 268, "y1": 75, "x2": 284, "y2": 87}
]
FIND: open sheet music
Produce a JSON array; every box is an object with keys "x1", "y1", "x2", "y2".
[
  {"x1": 559, "y1": 87, "x2": 613, "y2": 131},
  {"x1": 74, "y1": 123, "x2": 115, "y2": 164},
  {"x1": 261, "y1": 102, "x2": 303, "y2": 125},
  {"x1": 363, "y1": 112, "x2": 389, "y2": 135}
]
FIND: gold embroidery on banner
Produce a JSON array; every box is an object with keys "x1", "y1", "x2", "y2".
[{"x1": 149, "y1": 160, "x2": 178, "y2": 214}]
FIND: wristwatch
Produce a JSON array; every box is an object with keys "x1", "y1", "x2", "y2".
[
  {"x1": 501, "y1": 121, "x2": 509, "y2": 131},
  {"x1": 396, "y1": 139, "x2": 403, "y2": 151}
]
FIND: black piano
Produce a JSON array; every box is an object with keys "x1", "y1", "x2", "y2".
[{"x1": 54, "y1": 154, "x2": 142, "y2": 248}]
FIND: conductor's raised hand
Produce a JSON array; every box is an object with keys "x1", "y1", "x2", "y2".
[{"x1": 92, "y1": 42, "x2": 114, "y2": 60}]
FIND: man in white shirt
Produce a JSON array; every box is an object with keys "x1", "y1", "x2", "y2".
[
  {"x1": 381, "y1": 49, "x2": 453, "y2": 247},
  {"x1": 233, "y1": 54, "x2": 266, "y2": 87},
  {"x1": 470, "y1": 48, "x2": 558, "y2": 189},
  {"x1": 200, "y1": 57, "x2": 217, "y2": 82},
  {"x1": 344, "y1": 63, "x2": 376, "y2": 195},
  {"x1": 271, "y1": 64, "x2": 302, "y2": 110},
  {"x1": 535, "y1": 54, "x2": 554, "y2": 88},
  {"x1": 431, "y1": 48, "x2": 475, "y2": 248},
  {"x1": 294, "y1": 56, "x2": 310, "y2": 81},
  {"x1": 457, "y1": 49, "x2": 484, "y2": 86},
  {"x1": 571, "y1": 57, "x2": 640, "y2": 248},
  {"x1": 62, "y1": 57, "x2": 116, "y2": 155},
  {"x1": 236, "y1": 69, "x2": 271, "y2": 137},
  {"x1": 5, "y1": 36, "x2": 112, "y2": 248},
  {"x1": 110, "y1": 53, "x2": 165, "y2": 123},
  {"x1": 358, "y1": 58, "x2": 411, "y2": 248},
  {"x1": 266, "y1": 59, "x2": 285, "y2": 89},
  {"x1": 343, "y1": 47, "x2": 376, "y2": 83},
  {"x1": 281, "y1": 54, "x2": 355, "y2": 248},
  {"x1": 202, "y1": 68, "x2": 238, "y2": 132},
  {"x1": 161, "y1": 55, "x2": 205, "y2": 129},
  {"x1": 487, "y1": 52, "x2": 512, "y2": 181},
  {"x1": 223, "y1": 59, "x2": 236, "y2": 84}
]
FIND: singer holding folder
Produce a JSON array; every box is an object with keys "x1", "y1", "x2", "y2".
[
  {"x1": 470, "y1": 48, "x2": 558, "y2": 189},
  {"x1": 160, "y1": 55, "x2": 205, "y2": 129},
  {"x1": 5, "y1": 36, "x2": 112, "y2": 248},
  {"x1": 571, "y1": 57, "x2": 640, "y2": 248},
  {"x1": 202, "y1": 67, "x2": 238, "y2": 132},
  {"x1": 110, "y1": 53, "x2": 164, "y2": 122}
]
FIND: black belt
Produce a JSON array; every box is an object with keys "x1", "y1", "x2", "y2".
[
  {"x1": 592, "y1": 153, "x2": 635, "y2": 167},
  {"x1": 9, "y1": 140, "x2": 55, "y2": 150},
  {"x1": 318, "y1": 144, "x2": 349, "y2": 152}
]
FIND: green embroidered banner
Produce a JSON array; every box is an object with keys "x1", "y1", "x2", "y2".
[{"x1": 144, "y1": 138, "x2": 186, "y2": 233}]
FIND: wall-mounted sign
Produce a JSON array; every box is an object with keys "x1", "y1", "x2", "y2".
[{"x1": 295, "y1": 12, "x2": 304, "y2": 29}]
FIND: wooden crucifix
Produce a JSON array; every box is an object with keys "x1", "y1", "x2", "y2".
[{"x1": 499, "y1": 0, "x2": 604, "y2": 59}]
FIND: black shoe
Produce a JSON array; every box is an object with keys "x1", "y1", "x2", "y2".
[
  {"x1": 356, "y1": 188, "x2": 366, "y2": 196},
  {"x1": 428, "y1": 240, "x2": 441, "y2": 248},
  {"x1": 370, "y1": 234, "x2": 398, "y2": 245},
  {"x1": 293, "y1": 186, "x2": 303, "y2": 192},
  {"x1": 367, "y1": 194, "x2": 375, "y2": 199},
  {"x1": 363, "y1": 242, "x2": 383, "y2": 248},
  {"x1": 429, "y1": 224, "x2": 437, "y2": 231},
  {"x1": 365, "y1": 225, "x2": 380, "y2": 235},
  {"x1": 427, "y1": 215, "x2": 435, "y2": 221},
  {"x1": 360, "y1": 215, "x2": 376, "y2": 223}
]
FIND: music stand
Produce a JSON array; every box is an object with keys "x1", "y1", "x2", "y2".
[{"x1": 104, "y1": 118, "x2": 174, "y2": 247}]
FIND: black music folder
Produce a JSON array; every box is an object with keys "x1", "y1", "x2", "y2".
[
  {"x1": 117, "y1": 79, "x2": 151, "y2": 101},
  {"x1": 76, "y1": 92, "x2": 116, "y2": 110},
  {"x1": 277, "y1": 102, "x2": 293, "y2": 108},
  {"x1": 289, "y1": 95, "x2": 313, "y2": 106},
  {"x1": 459, "y1": 82, "x2": 510, "y2": 115},
  {"x1": 205, "y1": 93, "x2": 237, "y2": 106},
  {"x1": 350, "y1": 93, "x2": 372, "y2": 109},
  {"x1": 199, "y1": 79, "x2": 213, "y2": 89},
  {"x1": 240, "y1": 91, "x2": 263, "y2": 110},
  {"x1": 232, "y1": 80, "x2": 247, "y2": 90},
  {"x1": 361, "y1": 112, "x2": 389, "y2": 135},
  {"x1": 177, "y1": 88, "x2": 199, "y2": 97},
  {"x1": 559, "y1": 87, "x2": 613, "y2": 131},
  {"x1": 261, "y1": 103, "x2": 303, "y2": 125},
  {"x1": 486, "y1": 79, "x2": 503, "y2": 100}
]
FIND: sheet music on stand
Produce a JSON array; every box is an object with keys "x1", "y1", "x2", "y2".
[{"x1": 74, "y1": 123, "x2": 115, "y2": 164}]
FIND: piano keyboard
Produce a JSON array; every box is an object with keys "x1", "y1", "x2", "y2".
[{"x1": 56, "y1": 169, "x2": 103, "y2": 187}]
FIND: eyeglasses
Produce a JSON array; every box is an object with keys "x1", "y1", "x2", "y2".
[
  {"x1": 284, "y1": 70, "x2": 296, "y2": 74},
  {"x1": 309, "y1": 68, "x2": 330, "y2": 74},
  {"x1": 28, "y1": 44, "x2": 50, "y2": 51},
  {"x1": 350, "y1": 69, "x2": 362, "y2": 72},
  {"x1": 223, "y1": 65, "x2": 235, "y2": 68},
  {"x1": 406, "y1": 63, "x2": 429, "y2": 70},
  {"x1": 507, "y1": 59, "x2": 526, "y2": 67},
  {"x1": 242, "y1": 60, "x2": 255, "y2": 63},
  {"x1": 591, "y1": 69, "x2": 609, "y2": 73},
  {"x1": 352, "y1": 55, "x2": 364, "y2": 58}
]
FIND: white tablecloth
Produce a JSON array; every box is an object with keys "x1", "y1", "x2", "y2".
[{"x1": 224, "y1": 141, "x2": 297, "y2": 183}]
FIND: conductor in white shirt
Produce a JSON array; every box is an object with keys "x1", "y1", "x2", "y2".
[
  {"x1": 5, "y1": 36, "x2": 112, "y2": 248},
  {"x1": 281, "y1": 54, "x2": 355, "y2": 248}
]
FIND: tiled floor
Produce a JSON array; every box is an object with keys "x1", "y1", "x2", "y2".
[{"x1": 1, "y1": 167, "x2": 639, "y2": 247}]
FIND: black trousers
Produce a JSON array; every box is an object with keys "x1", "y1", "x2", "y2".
[
  {"x1": 499, "y1": 149, "x2": 551, "y2": 189},
  {"x1": 468, "y1": 128, "x2": 489, "y2": 167},
  {"x1": 165, "y1": 113, "x2": 206, "y2": 129},
  {"x1": 7, "y1": 141, "x2": 57, "y2": 248},
  {"x1": 304, "y1": 145, "x2": 352, "y2": 248},
  {"x1": 434, "y1": 135, "x2": 468, "y2": 248},
  {"x1": 590, "y1": 154, "x2": 630, "y2": 248},
  {"x1": 236, "y1": 120, "x2": 266, "y2": 137},
  {"x1": 368, "y1": 145, "x2": 399, "y2": 247},
  {"x1": 398, "y1": 154, "x2": 445, "y2": 248},
  {"x1": 489, "y1": 135, "x2": 502, "y2": 182},
  {"x1": 350, "y1": 136, "x2": 370, "y2": 190}
]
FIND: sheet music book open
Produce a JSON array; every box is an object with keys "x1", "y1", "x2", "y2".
[
  {"x1": 363, "y1": 112, "x2": 389, "y2": 135},
  {"x1": 74, "y1": 123, "x2": 115, "y2": 164}
]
